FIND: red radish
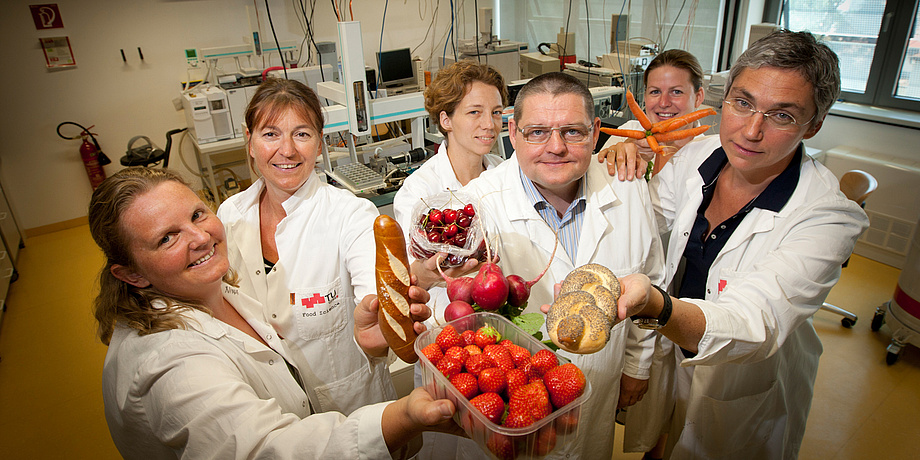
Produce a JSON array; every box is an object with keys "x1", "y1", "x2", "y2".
[
  {"x1": 471, "y1": 262, "x2": 509, "y2": 311},
  {"x1": 506, "y1": 240, "x2": 557, "y2": 308},
  {"x1": 437, "y1": 259, "x2": 476, "y2": 304},
  {"x1": 444, "y1": 300, "x2": 475, "y2": 323}
]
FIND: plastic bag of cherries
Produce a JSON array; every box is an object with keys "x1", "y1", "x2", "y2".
[{"x1": 408, "y1": 191, "x2": 490, "y2": 268}]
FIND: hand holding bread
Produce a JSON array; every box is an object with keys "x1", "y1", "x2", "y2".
[{"x1": 374, "y1": 215, "x2": 420, "y2": 363}]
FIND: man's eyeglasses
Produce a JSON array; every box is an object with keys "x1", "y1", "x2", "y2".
[
  {"x1": 516, "y1": 125, "x2": 593, "y2": 145},
  {"x1": 722, "y1": 98, "x2": 815, "y2": 131}
]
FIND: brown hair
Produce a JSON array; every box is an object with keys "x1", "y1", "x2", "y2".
[
  {"x1": 513, "y1": 72, "x2": 594, "y2": 124},
  {"x1": 89, "y1": 167, "x2": 236, "y2": 345},
  {"x1": 245, "y1": 78, "x2": 325, "y2": 169},
  {"x1": 424, "y1": 60, "x2": 508, "y2": 136},
  {"x1": 644, "y1": 49, "x2": 704, "y2": 91}
]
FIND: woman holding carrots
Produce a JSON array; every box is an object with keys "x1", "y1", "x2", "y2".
[{"x1": 598, "y1": 49, "x2": 711, "y2": 179}]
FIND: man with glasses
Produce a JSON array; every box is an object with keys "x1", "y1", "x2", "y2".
[
  {"x1": 608, "y1": 30, "x2": 870, "y2": 458},
  {"x1": 462, "y1": 72, "x2": 666, "y2": 459}
]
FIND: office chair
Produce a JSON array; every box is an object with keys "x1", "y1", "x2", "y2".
[{"x1": 821, "y1": 169, "x2": 878, "y2": 328}]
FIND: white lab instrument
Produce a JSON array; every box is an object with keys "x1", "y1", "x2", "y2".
[
  {"x1": 205, "y1": 86, "x2": 234, "y2": 142},
  {"x1": 268, "y1": 64, "x2": 337, "y2": 98},
  {"x1": 315, "y1": 21, "x2": 428, "y2": 195},
  {"x1": 520, "y1": 52, "x2": 560, "y2": 79}
]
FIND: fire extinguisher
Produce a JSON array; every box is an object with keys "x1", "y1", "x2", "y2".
[
  {"x1": 57, "y1": 121, "x2": 112, "y2": 190},
  {"x1": 80, "y1": 134, "x2": 106, "y2": 189}
]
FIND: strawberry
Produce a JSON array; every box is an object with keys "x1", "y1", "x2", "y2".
[
  {"x1": 464, "y1": 353, "x2": 495, "y2": 377},
  {"x1": 543, "y1": 363, "x2": 586, "y2": 409},
  {"x1": 505, "y1": 368, "x2": 528, "y2": 399},
  {"x1": 484, "y1": 344, "x2": 515, "y2": 372},
  {"x1": 503, "y1": 409, "x2": 535, "y2": 428},
  {"x1": 436, "y1": 325, "x2": 462, "y2": 352},
  {"x1": 449, "y1": 372, "x2": 480, "y2": 400},
  {"x1": 505, "y1": 343, "x2": 532, "y2": 368},
  {"x1": 420, "y1": 343, "x2": 443, "y2": 366},
  {"x1": 469, "y1": 392, "x2": 505, "y2": 425},
  {"x1": 518, "y1": 362, "x2": 540, "y2": 382},
  {"x1": 486, "y1": 432, "x2": 516, "y2": 460},
  {"x1": 530, "y1": 349, "x2": 559, "y2": 376},
  {"x1": 534, "y1": 423, "x2": 557, "y2": 455},
  {"x1": 478, "y1": 367, "x2": 507, "y2": 394},
  {"x1": 499, "y1": 339, "x2": 513, "y2": 347},
  {"x1": 473, "y1": 324, "x2": 501, "y2": 348},
  {"x1": 464, "y1": 344, "x2": 482, "y2": 356},
  {"x1": 444, "y1": 346, "x2": 469, "y2": 364},
  {"x1": 436, "y1": 356, "x2": 463, "y2": 379},
  {"x1": 460, "y1": 329, "x2": 476, "y2": 347},
  {"x1": 509, "y1": 380, "x2": 552, "y2": 421},
  {"x1": 555, "y1": 410, "x2": 580, "y2": 434}
]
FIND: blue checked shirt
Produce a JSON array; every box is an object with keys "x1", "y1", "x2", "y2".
[{"x1": 519, "y1": 169, "x2": 587, "y2": 262}]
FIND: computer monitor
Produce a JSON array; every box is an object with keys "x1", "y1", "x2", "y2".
[{"x1": 377, "y1": 48, "x2": 415, "y2": 88}]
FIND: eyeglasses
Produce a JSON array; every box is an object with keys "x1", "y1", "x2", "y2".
[
  {"x1": 516, "y1": 125, "x2": 593, "y2": 144},
  {"x1": 722, "y1": 98, "x2": 816, "y2": 131}
]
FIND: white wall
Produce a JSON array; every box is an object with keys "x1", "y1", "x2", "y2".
[{"x1": 0, "y1": 0, "x2": 472, "y2": 232}]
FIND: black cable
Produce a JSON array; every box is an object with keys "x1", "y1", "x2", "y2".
[
  {"x1": 265, "y1": 0, "x2": 288, "y2": 79},
  {"x1": 585, "y1": 0, "x2": 592, "y2": 88},
  {"x1": 662, "y1": 0, "x2": 690, "y2": 50},
  {"x1": 474, "y1": 0, "x2": 481, "y2": 62},
  {"x1": 563, "y1": 0, "x2": 574, "y2": 57},
  {"x1": 56, "y1": 121, "x2": 112, "y2": 165}
]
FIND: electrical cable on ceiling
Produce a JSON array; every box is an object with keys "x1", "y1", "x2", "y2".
[
  {"x1": 585, "y1": 0, "x2": 593, "y2": 88},
  {"x1": 563, "y1": 0, "x2": 574, "y2": 58},
  {"x1": 474, "y1": 0, "x2": 481, "y2": 62},
  {"x1": 349, "y1": 0, "x2": 354, "y2": 21},
  {"x1": 331, "y1": 0, "x2": 341, "y2": 22},
  {"x1": 662, "y1": 0, "x2": 689, "y2": 50},
  {"x1": 264, "y1": 0, "x2": 288, "y2": 79}
]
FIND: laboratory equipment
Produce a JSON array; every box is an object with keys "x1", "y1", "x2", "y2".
[
  {"x1": 520, "y1": 52, "x2": 560, "y2": 79},
  {"x1": 269, "y1": 64, "x2": 337, "y2": 95},
  {"x1": 315, "y1": 21, "x2": 428, "y2": 194},
  {"x1": 871, "y1": 215, "x2": 920, "y2": 364},
  {"x1": 182, "y1": 87, "x2": 234, "y2": 144},
  {"x1": 377, "y1": 48, "x2": 416, "y2": 91}
]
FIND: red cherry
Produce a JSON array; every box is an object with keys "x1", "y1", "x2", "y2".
[
  {"x1": 429, "y1": 209, "x2": 443, "y2": 224},
  {"x1": 454, "y1": 232, "x2": 468, "y2": 247},
  {"x1": 443, "y1": 209, "x2": 459, "y2": 224},
  {"x1": 457, "y1": 214, "x2": 472, "y2": 228},
  {"x1": 444, "y1": 224, "x2": 459, "y2": 238},
  {"x1": 428, "y1": 231, "x2": 442, "y2": 243},
  {"x1": 463, "y1": 204, "x2": 476, "y2": 217}
]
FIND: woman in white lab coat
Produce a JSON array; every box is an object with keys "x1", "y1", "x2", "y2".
[
  {"x1": 392, "y1": 60, "x2": 508, "y2": 318},
  {"x1": 597, "y1": 49, "x2": 709, "y2": 458},
  {"x1": 90, "y1": 168, "x2": 458, "y2": 459},
  {"x1": 615, "y1": 31, "x2": 870, "y2": 459},
  {"x1": 217, "y1": 79, "x2": 406, "y2": 416}
]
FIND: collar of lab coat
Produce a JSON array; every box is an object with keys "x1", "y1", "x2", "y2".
[{"x1": 499, "y1": 154, "x2": 619, "y2": 223}]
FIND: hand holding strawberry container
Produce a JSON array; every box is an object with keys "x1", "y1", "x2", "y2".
[
  {"x1": 415, "y1": 312, "x2": 592, "y2": 459},
  {"x1": 408, "y1": 191, "x2": 490, "y2": 268}
]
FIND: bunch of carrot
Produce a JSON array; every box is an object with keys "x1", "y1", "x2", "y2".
[{"x1": 601, "y1": 89, "x2": 716, "y2": 156}]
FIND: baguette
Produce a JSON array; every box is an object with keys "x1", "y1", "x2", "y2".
[{"x1": 373, "y1": 215, "x2": 419, "y2": 363}]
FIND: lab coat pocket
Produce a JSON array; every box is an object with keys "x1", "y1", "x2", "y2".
[
  {"x1": 312, "y1": 360, "x2": 396, "y2": 415},
  {"x1": 679, "y1": 379, "x2": 783, "y2": 459},
  {"x1": 291, "y1": 278, "x2": 350, "y2": 341}
]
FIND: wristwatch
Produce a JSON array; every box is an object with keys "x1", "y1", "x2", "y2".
[{"x1": 632, "y1": 285, "x2": 673, "y2": 330}]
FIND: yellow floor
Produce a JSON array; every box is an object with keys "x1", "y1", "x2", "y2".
[{"x1": 0, "y1": 225, "x2": 916, "y2": 459}]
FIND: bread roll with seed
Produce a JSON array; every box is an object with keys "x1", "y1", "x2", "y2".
[
  {"x1": 373, "y1": 215, "x2": 418, "y2": 363},
  {"x1": 547, "y1": 263, "x2": 621, "y2": 354}
]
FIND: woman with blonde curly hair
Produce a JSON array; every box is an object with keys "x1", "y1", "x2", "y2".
[{"x1": 91, "y1": 167, "x2": 458, "y2": 459}]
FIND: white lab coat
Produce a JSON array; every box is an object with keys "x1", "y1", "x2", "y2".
[
  {"x1": 392, "y1": 141, "x2": 504, "y2": 322},
  {"x1": 217, "y1": 173, "x2": 397, "y2": 416},
  {"x1": 459, "y1": 154, "x2": 666, "y2": 459},
  {"x1": 651, "y1": 136, "x2": 869, "y2": 459},
  {"x1": 102, "y1": 284, "x2": 392, "y2": 459}
]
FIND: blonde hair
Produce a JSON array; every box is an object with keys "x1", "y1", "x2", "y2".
[{"x1": 88, "y1": 167, "x2": 237, "y2": 345}]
